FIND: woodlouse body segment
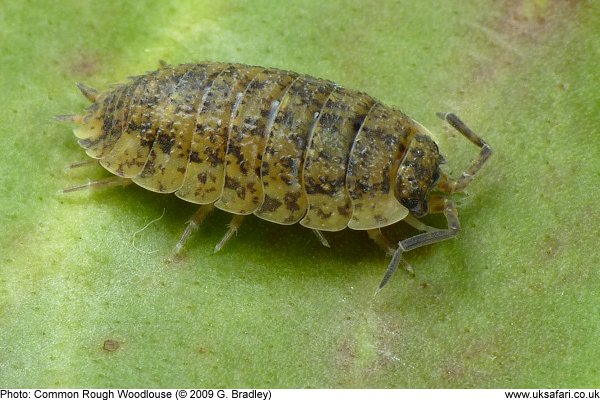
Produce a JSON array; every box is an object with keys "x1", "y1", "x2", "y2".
[
  {"x1": 179, "y1": 64, "x2": 266, "y2": 203},
  {"x1": 132, "y1": 65, "x2": 203, "y2": 192},
  {"x1": 214, "y1": 68, "x2": 298, "y2": 215},
  {"x1": 62, "y1": 62, "x2": 493, "y2": 290},
  {"x1": 173, "y1": 63, "x2": 229, "y2": 201},
  {"x1": 300, "y1": 88, "x2": 374, "y2": 231},
  {"x1": 346, "y1": 102, "x2": 417, "y2": 230},
  {"x1": 99, "y1": 68, "x2": 166, "y2": 177},
  {"x1": 255, "y1": 75, "x2": 336, "y2": 224}
]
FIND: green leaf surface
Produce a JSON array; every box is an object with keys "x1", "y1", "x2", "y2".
[{"x1": 1, "y1": 0, "x2": 599, "y2": 388}]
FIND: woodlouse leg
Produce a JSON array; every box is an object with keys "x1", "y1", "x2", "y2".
[
  {"x1": 59, "y1": 176, "x2": 131, "y2": 194},
  {"x1": 173, "y1": 204, "x2": 216, "y2": 255},
  {"x1": 214, "y1": 215, "x2": 245, "y2": 253},
  {"x1": 368, "y1": 229, "x2": 415, "y2": 274},
  {"x1": 63, "y1": 159, "x2": 99, "y2": 172},
  {"x1": 376, "y1": 199, "x2": 460, "y2": 292},
  {"x1": 311, "y1": 230, "x2": 331, "y2": 248},
  {"x1": 436, "y1": 112, "x2": 493, "y2": 193},
  {"x1": 367, "y1": 229, "x2": 395, "y2": 256},
  {"x1": 403, "y1": 214, "x2": 438, "y2": 232}
]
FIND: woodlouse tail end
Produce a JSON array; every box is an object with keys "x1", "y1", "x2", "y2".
[
  {"x1": 54, "y1": 114, "x2": 83, "y2": 124},
  {"x1": 77, "y1": 82, "x2": 99, "y2": 102}
]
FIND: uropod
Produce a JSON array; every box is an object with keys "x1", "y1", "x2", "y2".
[{"x1": 57, "y1": 62, "x2": 493, "y2": 290}]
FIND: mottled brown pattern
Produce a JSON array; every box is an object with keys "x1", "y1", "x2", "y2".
[
  {"x1": 255, "y1": 75, "x2": 337, "y2": 224},
  {"x1": 71, "y1": 62, "x2": 447, "y2": 231},
  {"x1": 300, "y1": 87, "x2": 375, "y2": 231},
  {"x1": 394, "y1": 133, "x2": 443, "y2": 217},
  {"x1": 63, "y1": 63, "x2": 497, "y2": 292},
  {"x1": 346, "y1": 102, "x2": 418, "y2": 230},
  {"x1": 214, "y1": 68, "x2": 298, "y2": 214},
  {"x1": 100, "y1": 68, "x2": 169, "y2": 177},
  {"x1": 75, "y1": 85, "x2": 126, "y2": 158},
  {"x1": 98, "y1": 76, "x2": 147, "y2": 176},
  {"x1": 133, "y1": 64, "x2": 211, "y2": 192},
  {"x1": 175, "y1": 63, "x2": 262, "y2": 203}
]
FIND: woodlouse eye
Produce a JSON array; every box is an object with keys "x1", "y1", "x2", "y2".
[
  {"x1": 432, "y1": 168, "x2": 441, "y2": 184},
  {"x1": 401, "y1": 198, "x2": 427, "y2": 217},
  {"x1": 404, "y1": 198, "x2": 420, "y2": 210}
]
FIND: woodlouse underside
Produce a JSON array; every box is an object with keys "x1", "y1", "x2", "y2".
[{"x1": 58, "y1": 62, "x2": 493, "y2": 290}]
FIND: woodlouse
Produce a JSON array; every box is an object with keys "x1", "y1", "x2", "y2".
[{"x1": 58, "y1": 62, "x2": 493, "y2": 290}]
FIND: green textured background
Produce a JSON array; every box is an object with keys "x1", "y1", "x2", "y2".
[{"x1": 1, "y1": 0, "x2": 599, "y2": 388}]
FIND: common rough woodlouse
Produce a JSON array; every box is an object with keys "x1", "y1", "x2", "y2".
[{"x1": 58, "y1": 62, "x2": 493, "y2": 290}]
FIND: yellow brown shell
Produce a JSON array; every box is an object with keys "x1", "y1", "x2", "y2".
[{"x1": 73, "y1": 62, "x2": 439, "y2": 231}]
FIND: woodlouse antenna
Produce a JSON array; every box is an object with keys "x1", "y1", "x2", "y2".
[
  {"x1": 436, "y1": 112, "x2": 493, "y2": 193},
  {"x1": 77, "y1": 82, "x2": 99, "y2": 102}
]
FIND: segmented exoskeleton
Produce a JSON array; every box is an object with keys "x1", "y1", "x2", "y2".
[{"x1": 58, "y1": 62, "x2": 493, "y2": 290}]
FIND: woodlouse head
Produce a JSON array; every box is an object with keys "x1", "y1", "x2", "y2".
[{"x1": 394, "y1": 133, "x2": 443, "y2": 217}]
